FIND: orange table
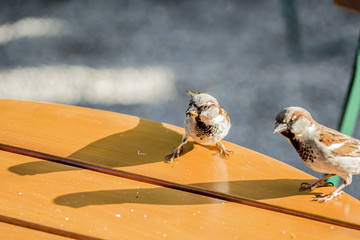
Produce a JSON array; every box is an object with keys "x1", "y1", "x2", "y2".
[{"x1": 0, "y1": 99, "x2": 359, "y2": 239}]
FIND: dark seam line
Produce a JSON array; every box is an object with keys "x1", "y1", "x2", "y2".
[
  {"x1": 1, "y1": 143, "x2": 359, "y2": 231},
  {"x1": 0, "y1": 214, "x2": 102, "y2": 240}
]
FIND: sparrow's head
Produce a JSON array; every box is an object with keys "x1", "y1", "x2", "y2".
[
  {"x1": 185, "y1": 90, "x2": 221, "y2": 120},
  {"x1": 274, "y1": 106, "x2": 315, "y2": 136}
]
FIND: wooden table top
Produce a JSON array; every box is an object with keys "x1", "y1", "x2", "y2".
[{"x1": 0, "y1": 99, "x2": 359, "y2": 239}]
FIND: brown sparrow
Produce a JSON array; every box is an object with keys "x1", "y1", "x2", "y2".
[
  {"x1": 166, "y1": 90, "x2": 232, "y2": 163},
  {"x1": 274, "y1": 106, "x2": 360, "y2": 202}
]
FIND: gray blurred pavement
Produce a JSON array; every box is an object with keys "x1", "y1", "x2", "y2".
[{"x1": 1, "y1": 0, "x2": 360, "y2": 199}]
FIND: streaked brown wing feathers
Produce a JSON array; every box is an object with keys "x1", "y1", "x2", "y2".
[{"x1": 319, "y1": 125, "x2": 360, "y2": 157}]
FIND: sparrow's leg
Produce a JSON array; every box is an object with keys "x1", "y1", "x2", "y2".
[
  {"x1": 313, "y1": 174, "x2": 352, "y2": 203},
  {"x1": 299, "y1": 174, "x2": 336, "y2": 191},
  {"x1": 165, "y1": 134, "x2": 188, "y2": 163},
  {"x1": 215, "y1": 141, "x2": 233, "y2": 158}
]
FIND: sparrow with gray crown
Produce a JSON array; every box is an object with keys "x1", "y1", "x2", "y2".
[
  {"x1": 274, "y1": 106, "x2": 360, "y2": 202},
  {"x1": 166, "y1": 90, "x2": 232, "y2": 163}
]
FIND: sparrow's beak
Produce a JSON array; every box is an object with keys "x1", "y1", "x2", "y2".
[
  {"x1": 186, "y1": 110, "x2": 198, "y2": 118},
  {"x1": 186, "y1": 105, "x2": 198, "y2": 118},
  {"x1": 273, "y1": 122, "x2": 288, "y2": 134}
]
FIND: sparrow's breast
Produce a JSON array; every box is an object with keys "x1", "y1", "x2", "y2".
[
  {"x1": 290, "y1": 138, "x2": 317, "y2": 164},
  {"x1": 184, "y1": 115, "x2": 230, "y2": 145}
]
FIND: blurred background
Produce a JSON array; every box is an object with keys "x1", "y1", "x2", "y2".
[{"x1": 0, "y1": 0, "x2": 359, "y2": 199}]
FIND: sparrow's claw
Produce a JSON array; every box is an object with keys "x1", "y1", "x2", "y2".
[
  {"x1": 165, "y1": 146, "x2": 183, "y2": 163},
  {"x1": 299, "y1": 181, "x2": 334, "y2": 191},
  {"x1": 216, "y1": 142, "x2": 233, "y2": 159},
  {"x1": 165, "y1": 135, "x2": 188, "y2": 164},
  {"x1": 222, "y1": 149, "x2": 233, "y2": 158},
  {"x1": 313, "y1": 191, "x2": 343, "y2": 203},
  {"x1": 164, "y1": 152, "x2": 178, "y2": 163},
  {"x1": 327, "y1": 182, "x2": 334, "y2": 187},
  {"x1": 299, "y1": 182, "x2": 312, "y2": 191},
  {"x1": 164, "y1": 153, "x2": 176, "y2": 163}
]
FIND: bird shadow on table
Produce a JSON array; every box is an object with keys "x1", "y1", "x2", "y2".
[
  {"x1": 8, "y1": 118, "x2": 194, "y2": 176},
  {"x1": 53, "y1": 178, "x2": 322, "y2": 208}
]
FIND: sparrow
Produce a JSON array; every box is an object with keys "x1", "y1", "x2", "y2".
[
  {"x1": 274, "y1": 106, "x2": 360, "y2": 202},
  {"x1": 166, "y1": 90, "x2": 232, "y2": 163}
]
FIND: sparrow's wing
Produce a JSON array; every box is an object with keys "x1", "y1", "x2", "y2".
[
  {"x1": 319, "y1": 125, "x2": 360, "y2": 157},
  {"x1": 220, "y1": 108, "x2": 231, "y2": 123}
]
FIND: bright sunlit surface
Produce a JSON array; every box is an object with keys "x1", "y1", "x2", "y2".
[{"x1": 0, "y1": 65, "x2": 176, "y2": 104}]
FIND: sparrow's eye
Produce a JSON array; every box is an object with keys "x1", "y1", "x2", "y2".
[
  {"x1": 275, "y1": 118, "x2": 284, "y2": 124},
  {"x1": 189, "y1": 102, "x2": 198, "y2": 109}
]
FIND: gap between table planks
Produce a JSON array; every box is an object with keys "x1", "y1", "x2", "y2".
[
  {"x1": 1, "y1": 150, "x2": 360, "y2": 239},
  {"x1": 0, "y1": 99, "x2": 360, "y2": 238}
]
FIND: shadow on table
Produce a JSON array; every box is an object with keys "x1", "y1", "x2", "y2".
[
  {"x1": 53, "y1": 178, "x2": 321, "y2": 208},
  {"x1": 8, "y1": 118, "x2": 194, "y2": 175}
]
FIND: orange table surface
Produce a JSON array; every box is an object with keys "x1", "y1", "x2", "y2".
[{"x1": 0, "y1": 99, "x2": 359, "y2": 239}]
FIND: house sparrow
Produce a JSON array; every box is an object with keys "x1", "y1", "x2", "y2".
[
  {"x1": 166, "y1": 90, "x2": 232, "y2": 163},
  {"x1": 274, "y1": 106, "x2": 360, "y2": 202}
]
